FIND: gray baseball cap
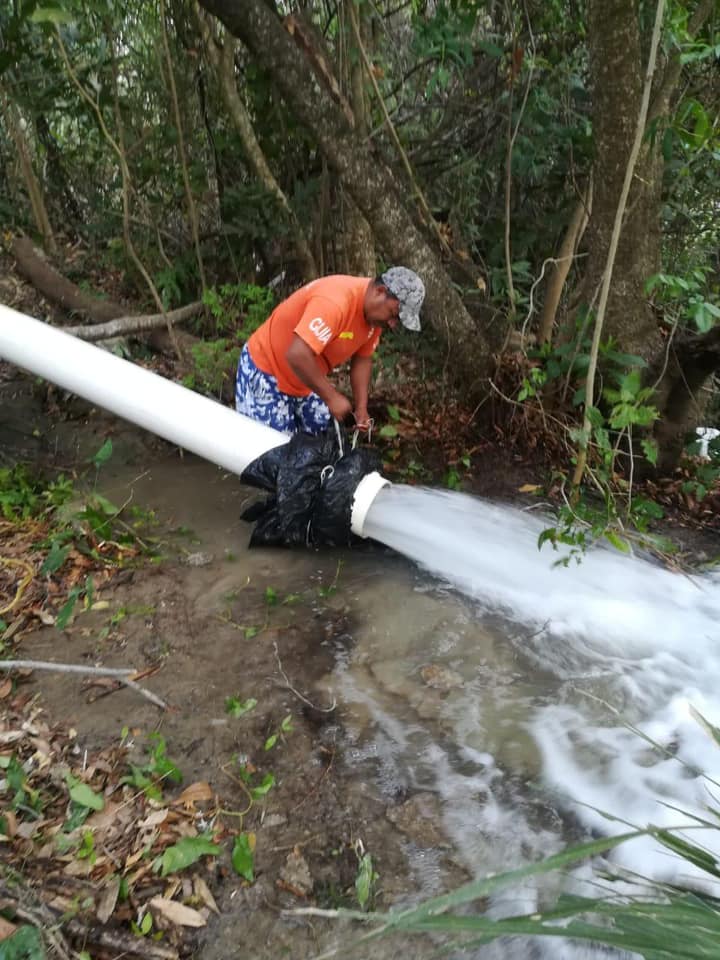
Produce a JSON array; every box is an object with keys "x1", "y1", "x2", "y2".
[{"x1": 380, "y1": 266, "x2": 425, "y2": 331}]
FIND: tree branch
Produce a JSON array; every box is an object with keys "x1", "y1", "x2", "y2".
[{"x1": 64, "y1": 301, "x2": 204, "y2": 340}]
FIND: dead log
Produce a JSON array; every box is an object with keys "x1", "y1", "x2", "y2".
[
  {"x1": 64, "y1": 301, "x2": 204, "y2": 341},
  {"x1": 11, "y1": 235, "x2": 126, "y2": 322}
]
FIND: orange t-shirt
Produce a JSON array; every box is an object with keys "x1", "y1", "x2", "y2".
[{"x1": 247, "y1": 275, "x2": 382, "y2": 396}]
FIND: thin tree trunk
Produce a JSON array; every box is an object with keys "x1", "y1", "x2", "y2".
[
  {"x1": 0, "y1": 93, "x2": 57, "y2": 255},
  {"x1": 160, "y1": 0, "x2": 207, "y2": 292},
  {"x1": 195, "y1": 4, "x2": 317, "y2": 281},
  {"x1": 340, "y1": 0, "x2": 375, "y2": 275},
  {"x1": 538, "y1": 177, "x2": 592, "y2": 346}
]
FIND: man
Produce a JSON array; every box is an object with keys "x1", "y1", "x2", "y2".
[{"x1": 235, "y1": 266, "x2": 425, "y2": 435}]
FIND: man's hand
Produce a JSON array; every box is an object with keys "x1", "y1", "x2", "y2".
[
  {"x1": 353, "y1": 407, "x2": 371, "y2": 431},
  {"x1": 327, "y1": 391, "x2": 353, "y2": 423}
]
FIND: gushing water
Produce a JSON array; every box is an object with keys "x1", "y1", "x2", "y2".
[{"x1": 361, "y1": 484, "x2": 720, "y2": 896}]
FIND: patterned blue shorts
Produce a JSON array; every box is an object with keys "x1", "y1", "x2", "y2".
[{"x1": 235, "y1": 344, "x2": 331, "y2": 436}]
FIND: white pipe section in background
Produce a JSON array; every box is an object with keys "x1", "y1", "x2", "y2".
[
  {"x1": 0, "y1": 305, "x2": 288, "y2": 475},
  {"x1": 0, "y1": 306, "x2": 391, "y2": 538}
]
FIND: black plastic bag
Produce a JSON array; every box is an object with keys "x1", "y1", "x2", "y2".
[{"x1": 240, "y1": 427, "x2": 382, "y2": 547}]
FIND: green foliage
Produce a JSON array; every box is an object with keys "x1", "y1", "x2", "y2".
[
  {"x1": 264, "y1": 714, "x2": 293, "y2": 752},
  {"x1": 518, "y1": 320, "x2": 668, "y2": 556},
  {"x1": 646, "y1": 269, "x2": 720, "y2": 335},
  {"x1": 354, "y1": 847, "x2": 380, "y2": 911},
  {"x1": 181, "y1": 338, "x2": 240, "y2": 398},
  {"x1": 231, "y1": 833, "x2": 255, "y2": 882},
  {"x1": 120, "y1": 733, "x2": 182, "y2": 801},
  {"x1": 0, "y1": 924, "x2": 45, "y2": 960},
  {"x1": 225, "y1": 696, "x2": 257, "y2": 718},
  {"x1": 0, "y1": 465, "x2": 73, "y2": 520},
  {"x1": 65, "y1": 772, "x2": 104, "y2": 811},
  {"x1": 445, "y1": 454, "x2": 471, "y2": 491},
  {"x1": 202, "y1": 282, "x2": 274, "y2": 339},
  {"x1": 154, "y1": 835, "x2": 221, "y2": 877}
]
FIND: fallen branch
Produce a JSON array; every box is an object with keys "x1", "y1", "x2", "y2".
[
  {"x1": 0, "y1": 659, "x2": 167, "y2": 709},
  {"x1": 10, "y1": 235, "x2": 125, "y2": 322},
  {"x1": 64, "y1": 300, "x2": 204, "y2": 341},
  {"x1": 64, "y1": 918, "x2": 180, "y2": 959}
]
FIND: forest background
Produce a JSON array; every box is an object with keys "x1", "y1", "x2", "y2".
[
  {"x1": 1, "y1": 0, "x2": 719, "y2": 548},
  {"x1": 1, "y1": 2, "x2": 720, "y2": 958}
]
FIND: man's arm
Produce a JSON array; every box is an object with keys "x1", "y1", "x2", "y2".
[
  {"x1": 286, "y1": 335, "x2": 352, "y2": 421},
  {"x1": 350, "y1": 353, "x2": 372, "y2": 428}
]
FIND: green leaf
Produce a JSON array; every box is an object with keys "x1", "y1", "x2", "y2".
[
  {"x1": 379, "y1": 425, "x2": 398, "y2": 439},
  {"x1": 604, "y1": 531, "x2": 630, "y2": 554},
  {"x1": 641, "y1": 438, "x2": 659, "y2": 465},
  {"x1": 56, "y1": 588, "x2": 82, "y2": 630},
  {"x1": 386, "y1": 404, "x2": 400, "y2": 421},
  {"x1": 249, "y1": 773, "x2": 275, "y2": 800},
  {"x1": 355, "y1": 853, "x2": 377, "y2": 909},
  {"x1": 91, "y1": 439, "x2": 113, "y2": 468},
  {"x1": 156, "y1": 836, "x2": 221, "y2": 877},
  {"x1": 65, "y1": 773, "x2": 104, "y2": 811},
  {"x1": 231, "y1": 833, "x2": 255, "y2": 881},
  {"x1": 264, "y1": 733, "x2": 278, "y2": 751},
  {"x1": 264, "y1": 586, "x2": 278, "y2": 606},
  {"x1": 40, "y1": 541, "x2": 70, "y2": 576},
  {"x1": 692, "y1": 302, "x2": 714, "y2": 333},
  {"x1": 0, "y1": 924, "x2": 45, "y2": 959},
  {"x1": 225, "y1": 696, "x2": 257, "y2": 718},
  {"x1": 88, "y1": 493, "x2": 119, "y2": 516},
  {"x1": 477, "y1": 39, "x2": 504, "y2": 58}
]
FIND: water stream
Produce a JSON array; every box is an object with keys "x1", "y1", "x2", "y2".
[{"x1": 356, "y1": 484, "x2": 720, "y2": 900}]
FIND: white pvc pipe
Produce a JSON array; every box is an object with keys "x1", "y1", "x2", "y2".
[
  {"x1": 0, "y1": 305, "x2": 288, "y2": 475},
  {"x1": 0, "y1": 305, "x2": 393, "y2": 538},
  {"x1": 350, "y1": 470, "x2": 391, "y2": 538}
]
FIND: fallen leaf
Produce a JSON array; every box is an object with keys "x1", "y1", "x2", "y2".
[
  {"x1": 0, "y1": 915, "x2": 16, "y2": 941},
  {"x1": 125, "y1": 849, "x2": 144, "y2": 869},
  {"x1": 0, "y1": 679, "x2": 12, "y2": 699},
  {"x1": 139, "y1": 808, "x2": 168, "y2": 829},
  {"x1": 176, "y1": 781, "x2": 213, "y2": 807},
  {"x1": 149, "y1": 896, "x2": 207, "y2": 928},
  {"x1": 193, "y1": 875, "x2": 220, "y2": 915},
  {"x1": 96, "y1": 876, "x2": 120, "y2": 924},
  {"x1": 517, "y1": 483, "x2": 540, "y2": 493}
]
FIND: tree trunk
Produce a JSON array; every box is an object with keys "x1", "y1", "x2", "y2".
[
  {"x1": 339, "y1": 0, "x2": 376, "y2": 276},
  {"x1": 197, "y1": 0, "x2": 492, "y2": 390},
  {"x1": 195, "y1": 5, "x2": 317, "y2": 282},
  {"x1": 538, "y1": 177, "x2": 592, "y2": 346},
  {"x1": 1, "y1": 95, "x2": 57, "y2": 256},
  {"x1": 10, "y1": 235, "x2": 126, "y2": 322},
  {"x1": 582, "y1": 0, "x2": 661, "y2": 362},
  {"x1": 34, "y1": 112, "x2": 83, "y2": 228}
]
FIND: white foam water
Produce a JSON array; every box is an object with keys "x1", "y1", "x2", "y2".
[{"x1": 363, "y1": 484, "x2": 720, "y2": 899}]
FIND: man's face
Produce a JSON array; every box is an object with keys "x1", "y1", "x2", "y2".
[{"x1": 365, "y1": 285, "x2": 400, "y2": 329}]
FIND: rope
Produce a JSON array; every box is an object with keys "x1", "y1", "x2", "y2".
[{"x1": 0, "y1": 556, "x2": 35, "y2": 616}]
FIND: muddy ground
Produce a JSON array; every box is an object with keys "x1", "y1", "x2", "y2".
[{"x1": 1, "y1": 369, "x2": 473, "y2": 960}]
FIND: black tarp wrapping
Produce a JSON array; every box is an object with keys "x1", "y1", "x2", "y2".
[{"x1": 240, "y1": 427, "x2": 382, "y2": 547}]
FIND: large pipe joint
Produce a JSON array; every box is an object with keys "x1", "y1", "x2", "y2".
[
  {"x1": 350, "y1": 471, "x2": 390, "y2": 538},
  {"x1": 240, "y1": 430, "x2": 390, "y2": 548}
]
